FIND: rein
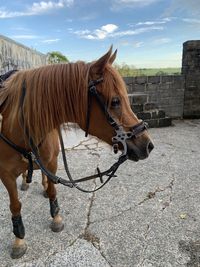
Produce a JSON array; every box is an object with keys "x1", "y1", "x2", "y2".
[
  {"x1": 0, "y1": 71, "x2": 33, "y2": 183},
  {"x1": 0, "y1": 70, "x2": 18, "y2": 86},
  {"x1": 0, "y1": 73, "x2": 147, "y2": 193}
]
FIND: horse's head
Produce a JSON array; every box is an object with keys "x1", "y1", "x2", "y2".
[{"x1": 83, "y1": 47, "x2": 154, "y2": 162}]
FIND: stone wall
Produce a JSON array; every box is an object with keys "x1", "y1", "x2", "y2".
[
  {"x1": 0, "y1": 35, "x2": 47, "y2": 75},
  {"x1": 182, "y1": 40, "x2": 200, "y2": 118},
  {"x1": 124, "y1": 75, "x2": 185, "y2": 118},
  {"x1": 123, "y1": 40, "x2": 200, "y2": 120}
]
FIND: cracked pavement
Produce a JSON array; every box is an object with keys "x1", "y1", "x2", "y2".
[{"x1": 0, "y1": 120, "x2": 200, "y2": 267}]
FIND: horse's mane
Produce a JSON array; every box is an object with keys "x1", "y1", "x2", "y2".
[{"x1": 0, "y1": 61, "x2": 129, "y2": 144}]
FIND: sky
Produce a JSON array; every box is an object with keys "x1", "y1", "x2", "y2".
[{"x1": 0, "y1": 0, "x2": 200, "y2": 68}]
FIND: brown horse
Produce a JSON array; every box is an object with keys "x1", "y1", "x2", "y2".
[{"x1": 0, "y1": 47, "x2": 153, "y2": 259}]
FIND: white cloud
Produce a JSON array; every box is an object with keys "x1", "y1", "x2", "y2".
[
  {"x1": 133, "y1": 41, "x2": 144, "y2": 48},
  {"x1": 0, "y1": 10, "x2": 25, "y2": 18},
  {"x1": 110, "y1": 26, "x2": 163, "y2": 37},
  {"x1": 111, "y1": 0, "x2": 160, "y2": 10},
  {"x1": 29, "y1": 0, "x2": 73, "y2": 14},
  {"x1": 41, "y1": 38, "x2": 60, "y2": 43},
  {"x1": 10, "y1": 35, "x2": 39, "y2": 39},
  {"x1": 74, "y1": 30, "x2": 90, "y2": 35},
  {"x1": 153, "y1": 38, "x2": 171, "y2": 45},
  {"x1": 10, "y1": 35, "x2": 61, "y2": 45},
  {"x1": 119, "y1": 40, "x2": 144, "y2": 47},
  {"x1": 74, "y1": 25, "x2": 163, "y2": 40},
  {"x1": 75, "y1": 24, "x2": 118, "y2": 40},
  {"x1": 11, "y1": 26, "x2": 31, "y2": 31},
  {"x1": 164, "y1": 0, "x2": 200, "y2": 17},
  {"x1": 101, "y1": 24, "x2": 118, "y2": 33},
  {"x1": 0, "y1": 0, "x2": 73, "y2": 18},
  {"x1": 136, "y1": 18, "x2": 171, "y2": 26},
  {"x1": 182, "y1": 18, "x2": 200, "y2": 24}
]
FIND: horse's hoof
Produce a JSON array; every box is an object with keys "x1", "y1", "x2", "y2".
[
  {"x1": 11, "y1": 243, "x2": 27, "y2": 259},
  {"x1": 50, "y1": 221, "x2": 64, "y2": 232},
  {"x1": 43, "y1": 190, "x2": 48, "y2": 198},
  {"x1": 21, "y1": 183, "x2": 29, "y2": 191}
]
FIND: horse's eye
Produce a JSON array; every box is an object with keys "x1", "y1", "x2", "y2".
[{"x1": 111, "y1": 97, "x2": 120, "y2": 108}]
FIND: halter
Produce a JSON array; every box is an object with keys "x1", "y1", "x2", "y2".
[{"x1": 0, "y1": 74, "x2": 147, "y2": 193}]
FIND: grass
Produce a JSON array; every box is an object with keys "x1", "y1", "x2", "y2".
[
  {"x1": 138, "y1": 68, "x2": 181, "y2": 76},
  {"x1": 114, "y1": 64, "x2": 181, "y2": 77}
]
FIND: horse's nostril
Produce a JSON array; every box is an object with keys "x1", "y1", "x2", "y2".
[{"x1": 147, "y1": 141, "x2": 154, "y2": 154}]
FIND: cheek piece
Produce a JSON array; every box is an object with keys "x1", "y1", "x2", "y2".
[{"x1": 85, "y1": 78, "x2": 148, "y2": 157}]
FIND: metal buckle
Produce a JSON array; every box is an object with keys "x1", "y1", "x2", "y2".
[{"x1": 112, "y1": 126, "x2": 132, "y2": 156}]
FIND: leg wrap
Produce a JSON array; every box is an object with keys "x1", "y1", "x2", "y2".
[
  {"x1": 49, "y1": 198, "x2": 60, "y2": 218},
  {"x1": 12, "y1": 215, "x2": 25, "y2": 239}
]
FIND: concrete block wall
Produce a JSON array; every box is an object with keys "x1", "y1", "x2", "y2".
[
  {"x1": 124, "y1": 75, "x2": 185, "y2": 118},
  {"x1": 0, "y1": 35, "x2": 47, "y2": 75},
  {"x1": 182, "y1": 40, "x2": 200, "y2": 118}
]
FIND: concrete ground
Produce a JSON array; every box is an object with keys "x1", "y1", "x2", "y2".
[{"x1": 0, "y1": 120, "x2": 200, "y2": 267}]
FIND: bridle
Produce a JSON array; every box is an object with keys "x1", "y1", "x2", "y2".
[
  {"x1": 85, "y1": 78, "x2": 147, "y2": 157},
  {"x1": 0, "y1": 74, "x2": 147, "y2": 193}
]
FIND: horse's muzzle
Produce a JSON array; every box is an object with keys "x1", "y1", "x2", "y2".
[{"x1": 126, "y1": 139, "x2": 154, "y2": 161}]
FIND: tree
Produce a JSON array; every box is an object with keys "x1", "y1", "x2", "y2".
[
  {"x1": 47, "y1": 51, "x2": 69, "y2": 64},
  {"x1": 114, "y1": 63, "x2": 140, "y2": 77},
  {"x1": 155, "y1": 70, "x2": 168, "y2": 76}
]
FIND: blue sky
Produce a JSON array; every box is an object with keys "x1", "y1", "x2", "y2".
[{"x1": 0, "y1": 0, "x2": 200, "y2": 68}]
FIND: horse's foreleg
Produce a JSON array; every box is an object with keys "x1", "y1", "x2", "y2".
[
  {"x1": 42, "y1": 173, "x2": 48, "y2": 198},
  {"x1": 45, "y1": 160, "x2": 64, "y2": 232},
  {"x1": 47, "y1": 182, "x2": 64, "y2": 232},
  {"x1": 21, "y1": 171, "x2": 50, "y2": 198},
  {"x1": 20, "y1": 171, "x2": 29, "y2": 191},
  {"x1": 1, "y1": 173, "x2": 27, "y2": 259}
]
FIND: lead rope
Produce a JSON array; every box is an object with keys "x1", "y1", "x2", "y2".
[
  {"x1": 23, "y1": 128, "x2": 127, "y2": 192},
  {"x1": 58, "y1": 127, "x2": 128, "y2": 193}
]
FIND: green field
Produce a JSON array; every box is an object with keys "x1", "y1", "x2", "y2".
[
  {"x1": 114, "y1": 64, "x2": 181, "y2": 77},
  {"x1": 137, "y1": 68, "x2": 181, "y2": 76}
]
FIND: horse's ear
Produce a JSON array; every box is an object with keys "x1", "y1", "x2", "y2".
[
  {"x1": 109, "y1": 49, "x2": 117, "y2": 65},
  {"x1": 90, "y1": 46, "x2": 113, "y2": 74}
]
